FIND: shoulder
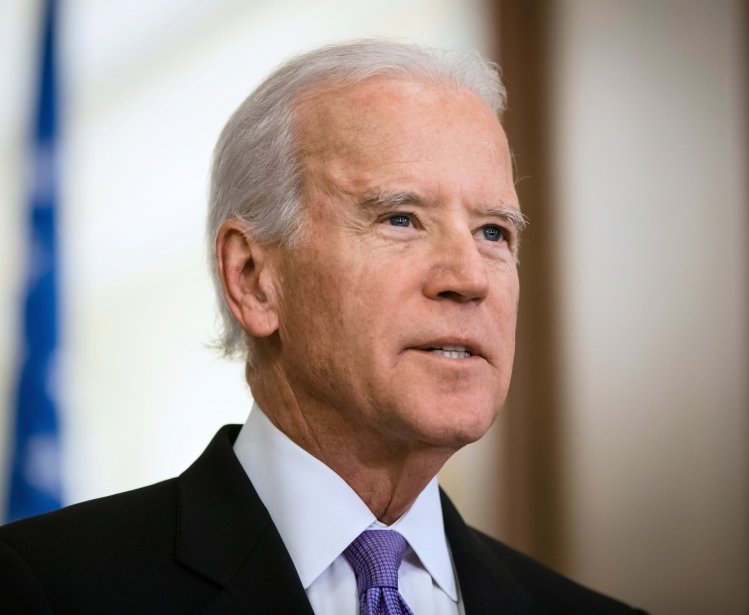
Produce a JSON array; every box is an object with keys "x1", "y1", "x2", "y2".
[
  {"x1": 440, "y1": 490, "x2": 648, "y2": 614},
  {"x1": 0, "y1": 426, "x2": 253, "y2": 613},
  {"x1": 0, "y1": 477, "x2": 178, "y2": 562},
  {"x1": 468, "y1": 527, "x2": 648, "y2": 614},
  {"x1": 0, "y1": 479, "x2": 217, "y2": 613}
]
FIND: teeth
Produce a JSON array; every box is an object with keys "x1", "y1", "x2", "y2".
[{"x1": 430, "y1": 346, "x2": 471, "y2": 359}]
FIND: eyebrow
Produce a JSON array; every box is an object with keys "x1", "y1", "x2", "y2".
[
  {"x1": 358, "y1": 190, "x2": 530, "y2": 236},
  {"x1": 358, "y1": 190, "x2": 424, "y2": 210}
]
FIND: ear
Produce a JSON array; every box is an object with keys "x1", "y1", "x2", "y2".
[{"x1": 215, "y1": 219, "x2": 280, "y2": 338}]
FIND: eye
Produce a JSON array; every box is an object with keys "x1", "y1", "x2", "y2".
[
  {"x1": 481, "y1": 225, "x2": 505, "y2": 242},
  {"x1": 387, "y1": 214, "x2": 412, "y2": 227}
]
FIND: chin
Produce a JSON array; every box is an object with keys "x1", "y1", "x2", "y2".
[{"x1": 407, "y1": 402, "x2": 500, "y2": 451}]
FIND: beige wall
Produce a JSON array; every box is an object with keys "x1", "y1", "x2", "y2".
[{"x1": 552, "y1": 1, "x2": 748, "y2": 612}]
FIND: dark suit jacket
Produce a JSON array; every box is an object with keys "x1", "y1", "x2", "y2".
[{"x1": 0, "y1": 425, "x2": 647, "y2": 614}]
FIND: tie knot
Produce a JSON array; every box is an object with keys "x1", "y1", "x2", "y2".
[{"x1": 344, "y1": 530, "x2": 409, "y2": 593}]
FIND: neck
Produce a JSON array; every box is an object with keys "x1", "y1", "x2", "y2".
[{"x1": 247, "y1": 361, "x2": 454, "y2": 525}]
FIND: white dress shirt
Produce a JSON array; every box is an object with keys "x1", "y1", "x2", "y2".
[{"x1": 233, "y1": 403, "x2": 464, "y2": 614}]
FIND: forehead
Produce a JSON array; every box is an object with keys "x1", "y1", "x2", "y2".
[{"x1": 294, "y1": 76, "x2": 507, "y2": 163}]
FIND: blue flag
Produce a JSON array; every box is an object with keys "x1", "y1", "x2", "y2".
[{"x1": 6, "y1": 0, "x2": 63, "y2": 522}]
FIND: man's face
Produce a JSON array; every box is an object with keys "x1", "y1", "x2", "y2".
[{"x1": 271, "y1": 77, "x2": 521, "y2": 453}]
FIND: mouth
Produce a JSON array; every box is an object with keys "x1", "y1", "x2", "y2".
[
  {"x1": 409, "y1": 337, "x2": 486, "y2": 362},
  {"x1": 427, "y1": 344, "x2": 473, "y2": 359}
]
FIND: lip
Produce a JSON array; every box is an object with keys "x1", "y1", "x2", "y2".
[{"x1": 408, "y1": 336, "x2": 487, "y2": 361}]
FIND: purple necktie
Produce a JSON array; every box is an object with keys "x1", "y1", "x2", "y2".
[{"x1": 344, "y1": 530, "x2": 415, "y2": 615}]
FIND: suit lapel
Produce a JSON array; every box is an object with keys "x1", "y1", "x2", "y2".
[
  {"x1": 441, "y1": 490, "x2": 536, "y2": 615},
  {"x1": 175, "y1": 425, "x2": 314, "y2": 614}
]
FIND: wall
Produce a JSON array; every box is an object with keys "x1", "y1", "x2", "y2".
[{"x1": 551, "y1": 1, "x2": 748, "y2": 612}]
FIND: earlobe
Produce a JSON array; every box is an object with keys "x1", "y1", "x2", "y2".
[{"x1": 215, "y1": 219, "x2": 280, "y2": 338}]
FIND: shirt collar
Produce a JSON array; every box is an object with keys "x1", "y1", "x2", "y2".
[
  {"x1": 233, "y1": 403, "x2": 457, "y2": 600},
  {"x1": 372, "y1": 478, "x2": 458, "y2": 600}
]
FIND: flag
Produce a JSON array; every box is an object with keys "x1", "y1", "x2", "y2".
[{"x1": 6, "y1": 0, "x2": 63, "y2": 522}]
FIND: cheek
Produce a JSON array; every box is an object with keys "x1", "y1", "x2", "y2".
[
  {"x1": 489, "y1": 272, "x2": 519, "y2": 365},
  {"x1": 503, "y1": 268, "x2": 520, "y2": 314},
  {"x1": 281, "y1": 274, "x2": 339, "y2": 341},
  {"x1": 277, "y1": 250, "x2": 369, "y2": 358}
]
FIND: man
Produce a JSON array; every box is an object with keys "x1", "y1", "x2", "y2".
[{"x1": 0, "y1": 40, "x2": 647, "y2": 614}]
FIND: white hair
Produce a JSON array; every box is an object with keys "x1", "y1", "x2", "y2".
[{"x1": 207, "y1": 39, "x2": 507, "y2": 358}]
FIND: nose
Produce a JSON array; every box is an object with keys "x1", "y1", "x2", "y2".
[{"x1": 422, "y1": 230, "x2": 489, "y2": 303}]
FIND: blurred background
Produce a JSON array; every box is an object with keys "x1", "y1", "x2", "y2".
[{"x1": 1, "y1": 1, "x2": 747, "y2": 613}]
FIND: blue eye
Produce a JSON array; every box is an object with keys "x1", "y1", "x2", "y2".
[
  {"x1": 388, "y1": 215, "x2": 411, "y2": 227},
  {"x1": 482, "y1": 225, "x2": 504, "y2": 242}
]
